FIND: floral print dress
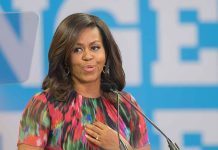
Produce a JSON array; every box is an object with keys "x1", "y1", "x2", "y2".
[{"x1": 17, "y1": 90, "x2": 149, "y2": 150}]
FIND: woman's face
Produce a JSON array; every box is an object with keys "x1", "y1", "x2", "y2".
[{"x1": 70, "y1": 27, "x2": 106, "y2": 85}]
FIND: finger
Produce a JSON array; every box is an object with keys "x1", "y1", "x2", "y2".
[
  {"x1": 85, "y1": 134, "x2": 100, "y2": 146},
  {"x1": 92, "y1": 121, "x2": 106, "y2": 130},
  {"x1": 93, "y1": 122, "x2": 118, "y2": 136},
  {"x1": 84, "y1": 127, "x2": 99, "y2": 139},
  {"x1": 85, "y1": 123, "x2": 102, "y2": 133}
]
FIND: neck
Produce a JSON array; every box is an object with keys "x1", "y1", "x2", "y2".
[{"x1": 73, "y1": 82, "x2": 101, "y2": 98}]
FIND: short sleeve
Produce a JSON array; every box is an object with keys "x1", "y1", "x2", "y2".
[
  {"x1": 123, "y1": 92, "x2": 149, "y2": 148},
  {"x1": 17, "y1": 92, "x2": 50, "y2": 147}
]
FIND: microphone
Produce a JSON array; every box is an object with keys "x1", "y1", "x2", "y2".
[
  {"x1": 102, "y1": 83, "x2": 180, "y2": 150},
  {"x1": 102, "y1": 82, "x2": 128, "y2": 150}
]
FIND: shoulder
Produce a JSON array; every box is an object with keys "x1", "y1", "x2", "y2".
[
  {"x1": 31, "y1": 91, "x2": 48, "y2": 103},
  {"x1": 118, "y1": 91, "x2": 139, "y2": 109},
  {"x1": 25, "y1": 91, "x2": 50, "y2": 109},
  {"x1": 21, "y1": 91, "x2": 51, "y2": 125},
  {"x1": 119, "y1": 91, "x2": 137, "y2": 103}
]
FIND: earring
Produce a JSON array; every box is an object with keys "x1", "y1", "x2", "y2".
[
  {"x1": 65, "y1": 68, "x2": 70, "y2": 76},
  {"x1": 64, "y1": 64, "x2": 70, "y2": 76},
  {"x1": 103, "y1": 65, "x2": 109, "y2": 74}
]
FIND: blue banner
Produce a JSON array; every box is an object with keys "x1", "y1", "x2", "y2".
[{"x1": 0, "y1": 1, "x2": 218, "y2": 150}]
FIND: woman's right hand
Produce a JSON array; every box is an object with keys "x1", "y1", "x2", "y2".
[
  {"x1": 85, "y1": 121, "x2": 130, "y2": 150},
  {"x1": 18, "y1": 144, "x2": 44, "y2": 150}
]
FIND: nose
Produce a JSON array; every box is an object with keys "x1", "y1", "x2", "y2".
[{"x1": 82, "y1": 49, "x2": 93, "y2": 61}]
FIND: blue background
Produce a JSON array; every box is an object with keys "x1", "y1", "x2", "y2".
[{"x1": 0, "y1": 0, "x2": 218, "y2": 150}]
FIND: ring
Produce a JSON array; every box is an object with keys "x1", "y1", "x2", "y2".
[{"x1": 96, "y1": 135, "x2": 99, "y2": 141}]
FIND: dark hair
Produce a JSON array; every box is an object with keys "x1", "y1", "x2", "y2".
[{"x1": 42, "y1": 13, "x2": 125, "y2": 101}]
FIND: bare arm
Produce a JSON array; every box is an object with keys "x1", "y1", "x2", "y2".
[
  {"x1": 135, "y1": 144, "x2": 151, "y2": 150},
  {"x1": 18, "y1": 144, "x2": 44, "y2": 150},
  {"x1": 120, "y1": 135, "x2": 151, "y2": 150}
]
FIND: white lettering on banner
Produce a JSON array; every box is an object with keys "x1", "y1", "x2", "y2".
[
  {"x1": 154, "y1": 110, "x2": 218, "y2": 150},
  {"x1": 12, "y1": 0, "x2": 49, "y2": 86},
  {"x1": 0, "y1": 112, "x2": 21, "y2": 150},
  {"x1": 56, "y1": 0, "x2": 141, "y2": 86},
  {"x1": 150, "y1": 0, "x2": 218, "y2": 85},
  {"x1": 112, "y1": 29, "x2": 142, "y2": 86},
  {"x1": 0, "y1": 12, "x2": 38, "y2": 82}
]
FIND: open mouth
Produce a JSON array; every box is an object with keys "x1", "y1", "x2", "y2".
[{"x1": 83, "y1": 65, "x2": 96, "y2": 72}]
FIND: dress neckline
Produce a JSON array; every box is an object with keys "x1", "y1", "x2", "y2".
[{"x1": 75, "y1": 91, "x2": 102, "y2": 100}]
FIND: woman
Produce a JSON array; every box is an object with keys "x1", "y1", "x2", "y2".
[{"x1": 17, "y1": 13, "x2": 151, "y2": 150}]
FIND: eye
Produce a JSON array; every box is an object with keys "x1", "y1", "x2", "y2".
[
  {"x1": 73, "y1": 47, "x2": 83, "y2": 53},
  {"x1": 91, "y1": 45, "x2": 100, "y2": 51}
]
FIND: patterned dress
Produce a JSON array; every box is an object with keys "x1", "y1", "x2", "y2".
[{"x1": 17, "y1": 90, "x2": 149, "y2": 150}]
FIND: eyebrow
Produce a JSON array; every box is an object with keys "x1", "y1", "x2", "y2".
[{"x1": 75, "y1": 40, "x2": 101, "y2": 46}]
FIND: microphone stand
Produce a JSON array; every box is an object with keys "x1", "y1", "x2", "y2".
[
  {"x1": 113, "y1": 90, "x2": 180, "y2": 150},
  {"x1": 116, "y1": 91, "x2": 129, "y2": 150}
]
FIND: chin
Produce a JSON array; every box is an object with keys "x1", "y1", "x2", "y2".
[{"x1": 81, "y1": 76, "x2": 100, "y2": 83}]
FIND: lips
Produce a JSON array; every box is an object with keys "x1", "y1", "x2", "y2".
[{"x1": 83, "y1": 65, "x2": 96, "y2": 72}]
